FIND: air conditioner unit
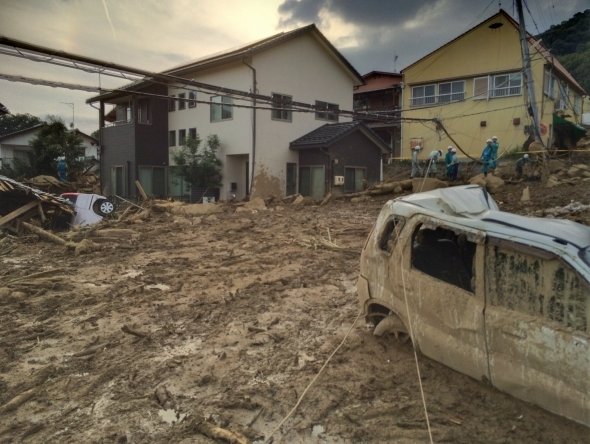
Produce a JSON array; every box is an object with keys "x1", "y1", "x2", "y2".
[{"x1": 334, "y1": 175, "x2": 345, "y2": 186}]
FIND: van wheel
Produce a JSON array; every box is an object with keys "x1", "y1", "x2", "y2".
[
  {"x1": 94, "y1": 199, "x2": 115, "y2": 216},
  {"x1": 373, "y1": 314, "x2": 410, "y2": 343}
]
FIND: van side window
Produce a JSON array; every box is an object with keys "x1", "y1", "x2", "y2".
[
  {"x1": 411, "y1": 225, "x2": 476, "y2": 292},
  {"x1": 378, "y1": 217, "x2": 405, "y2": 254},
  {"x1": 486, "y1": 239, "x2": 589, "y2": 333}
]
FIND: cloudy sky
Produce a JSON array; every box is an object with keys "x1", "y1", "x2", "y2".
[{"x1": 1, "y1": 0, "x2": 588, "y2": 135}]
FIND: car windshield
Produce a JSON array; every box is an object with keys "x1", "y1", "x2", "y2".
[{"x1": 580, "y1": 246, "x2": 590, "y2": 267}]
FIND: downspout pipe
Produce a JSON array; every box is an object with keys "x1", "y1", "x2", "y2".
[{"x1": 242, "y1": 58, "x2": 257, "y2": 195}]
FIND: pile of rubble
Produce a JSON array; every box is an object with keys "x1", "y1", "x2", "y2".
[{"x1": 0, "y1": 175, "x2": 74, "y2": 235}]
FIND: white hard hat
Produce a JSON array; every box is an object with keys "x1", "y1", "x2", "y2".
[
  {"x1": 451, "y1": 148, "x2": 457, "y2": 153},
  {"x1": 447, "y1": 145, "x2": 453, "y2": 150},
  {"x1": 492, "y1": 136, "x2": 498, "y2": 140},
  {"x1": 486, "y1": 138, "x2": 492, "y2": 143},
  {"x1": 415, "y1": 145, "x2": 421, "y2": 149},
  {"x1": 524, "y1": 153, "x2": 529, "y2": 158}
]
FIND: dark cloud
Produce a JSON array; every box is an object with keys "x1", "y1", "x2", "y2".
[{"x1": 277, "y1": 0, "x2": 590, "y2": 74}]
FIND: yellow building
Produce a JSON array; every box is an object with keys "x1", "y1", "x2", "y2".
[{"x1": 401, "y1": 9, "x2": 586, "y2": 159}]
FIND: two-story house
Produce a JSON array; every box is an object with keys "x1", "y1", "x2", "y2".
[
  {"x1": 89, "y1": 24, "x2": 366, "y2": 200},
  {"x1": 401, "y1": 9, "x2": 586, "y2": 159},
  {"x1": 353, "y1": 71, "x2": 402, "y2": 158}
]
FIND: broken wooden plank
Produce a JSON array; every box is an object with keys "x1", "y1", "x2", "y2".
[
  {"x1": 20, "y1": 221, "x2": 67, "y2": 246},
  {"x1": 37, "y1": 202, "x2": 47, "y2": 223},
  {"x1": 135, "y1": 180, "x2": 148, "y2": 201},
  {"x1": 0, "y1": 201, "x2": 38, "y2": 228}
]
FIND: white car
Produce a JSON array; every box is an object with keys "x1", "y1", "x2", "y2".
[
  {"x1": 60, "y1": 193, "x2": 114, "y2": 226},
  {"x1": 358, "y1": 185, "x2": 590, "y2": 426}
]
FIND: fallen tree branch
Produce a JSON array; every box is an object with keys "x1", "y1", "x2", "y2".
[
  {"x1": 0, "y1": 387, "x2": 37, "y2": 413},
  {"x1": 195, "y1": 420, "x2": 250, "y2": 444},
  {"x1": 20, "y1": 221, "x2": 67, "y2": 246},
  {"x1": 121, "y1": 325, "x2": 149, "y2": 339},
  {"x1": 72, "y1": 342, "x2": 110, "y2": 357}
]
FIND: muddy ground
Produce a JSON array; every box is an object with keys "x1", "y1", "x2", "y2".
[{"x1": 1, "y1": 171, "x2": 589, "y2": 443}]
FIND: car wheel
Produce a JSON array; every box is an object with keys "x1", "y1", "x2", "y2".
[
  {"x1": 373, "y1": 314, "x2": 410, "y2": 343},
  {"x1": 94, "y1": 199, "x2": 115, "y2": 216}
]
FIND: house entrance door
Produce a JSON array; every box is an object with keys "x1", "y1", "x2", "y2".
[{"x1": 299, "y1": 166, "x2": 325, "y2": 201}]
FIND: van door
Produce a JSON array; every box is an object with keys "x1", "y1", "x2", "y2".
[
  {"x1": 404, "y1": 220, "x2": 489, "y2": 381},
  {"x1": 484, "y1": 238, "x2": 590, "y2": 426}
]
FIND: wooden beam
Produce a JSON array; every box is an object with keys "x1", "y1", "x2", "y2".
[
  {"x1": 135, "y1": 180, "x2": 148, "y2": 201},
  {"x1": 0, "y1": 201, "x2": 38, "y2": 228}
]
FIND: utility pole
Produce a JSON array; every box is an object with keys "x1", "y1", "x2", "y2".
[
  {"x1": 61, "y1": 102, "x2": 74, "y2": 128},
  {"x1": 515, "y1": 0, "x2": 544, "y2": 147}
]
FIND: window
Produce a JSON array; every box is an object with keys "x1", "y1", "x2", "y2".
[
  {"x1": 188, "y1": 91, "x2": 197, "y2": 108},
  {"x1": 178, "y1": 93, "x2": 186, "y2": 110},
  {"x1": 486, "y1": 239, "x2": 589, "y2": 333},
  {"x1": 188, "y1": 127, "x2": 197, "y2": 140},
  {"x1": 272, "y1": 93, "x2": 292, "y2": 121},
  {"x1": 411, "y1": 84, "x2": 435, "y2": 106},
  {"x1": 315, "y1": 101, "x2": 339, "y2": 121},
  {"x1": 574, "y1": 94, "x2": 581, "y2": 115},
  {"x1": 490, "y1": 72, "x2": 522, "y2": 97},
  {"x1": 543, "y1": 68, "x2": 555, "y2": 98},
  {"x1": 344, "y1": 167, "x2": 366, "y2": 193},
  {"x1": 378, "y1": 217, "x2": 405, "y2": 254},
  {"x1": 179, "y1": 129, "x2": 186, "y2": 146},
  {"x1": 411, "y1": 225, "x2": 476, "y2": 292},
  {"x1": 168, "y1": 130, "x2": 176, "y2": 147},
  {"x1": 211, "y1": 95, "x2": 233, "y2": 122},
  {"x1": 438, "y1": 81, "x2": 465, "y2": 103},
  {"x1": 168, "y1": 95, "x2": 175, "y2": 112},
  {"x1": 556, "y1": 82, "x2": 569, "y2": 110},
  {"x1": 137, "y1": 99, "x2": 150, "y2": 124},
  {"x1": 138, "y1": 166, "x2": 166, "y2": 197},
  {"x1": 110, "y1": 166, "x2": 126, "y2": 196},
  {"x1": 473, "y1": 77, "x2": 489, "y2": 99}
]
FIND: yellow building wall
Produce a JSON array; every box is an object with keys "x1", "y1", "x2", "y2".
[{"x1": 401, "y1": 12, "x2": 579, "y2": 160}]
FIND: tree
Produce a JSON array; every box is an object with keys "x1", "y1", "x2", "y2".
[
  {"x1": 29, "y1": 117, "x2": 84, "y2": 179},
  {"x1": 173, "y1": 134, "x2": 222, "y2": 198},
  {"x1": 0, "y1": 113, "x2": 42, "y2": 136}
]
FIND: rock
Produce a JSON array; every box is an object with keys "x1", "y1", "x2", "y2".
[
  {"x1": 292, "y1": 195, "x2": 305, "y2": 205},
  {"x1": 171, "y1": 203, "x2": 223, "y2": 216},
  {"x1": 411, "y1": 178, "x2": 448, "y2": 193},
  {"x1": 567, "y1": 166, "x2": 583, "y2": 178},
  {"x1": 521, "y1": 187, "x2": 530, "y2": 202},
  {"x1": 545, "y1": 175, "x2": 560, "y2": 188},
  {"x1": 469, "y1": 174, "x2": 486, "y2": 188},
  {"x1": 485, "y1": 174, "x2": 505, "y2": 193},
  {"x1": 546, "y1": 159, "x2": 566, "y2": 174},
  {"x1": 292, "y1": 195, "x2": 315, "y2": 205},
  {"x1": 399, "y1": 179, "x2": 413, "y2": 191},
  {"x1": 573, "y1": 163, "x2": 589, "y2": 171},
  {"x1": 244, "y1": 197, "x2": 267, "y2": 211},
  {"x1": 469, "y1": 173, "x2": 504, "y2": 193},
  {"x1": 0, "y1": 287, "x2": 10, "y2": 298},
  {"x1": 351, "y1": 196, "x2": 371, "y2": 203},
  {"x1": 393, "y1": 185, "x2": 403, "y2": 194},
  {"x1": 12, "y1": 291, "x2": 27, "y2": 298}
]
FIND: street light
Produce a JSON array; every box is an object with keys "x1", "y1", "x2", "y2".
[{"x1": 61, "y1": 102, "x2": 74, "y2": 129}]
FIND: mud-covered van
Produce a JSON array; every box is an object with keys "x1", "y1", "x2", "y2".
[{"x1": 358, "y1": 185, "x2": 590, "y2": 426}]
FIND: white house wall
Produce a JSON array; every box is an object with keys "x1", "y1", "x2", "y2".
[
  {"x1": 167, "y1": 31, "x2": 356, "y2": 200},
  {"x1": 253, "y1": 33, "x2": 354, "y2": 197}
]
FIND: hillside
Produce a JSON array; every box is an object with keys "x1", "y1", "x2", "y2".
[{"x1": 537, "y1": 9, "x2": 590, "y2": 93}]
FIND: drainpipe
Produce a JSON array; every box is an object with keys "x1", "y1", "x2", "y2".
[{"x1": 242, "y1": 58, "x2": 257, "y2": 195}]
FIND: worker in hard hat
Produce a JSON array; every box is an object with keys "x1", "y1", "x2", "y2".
[
  {"x1": 449, "y1": 148, "x2": 459, "y2": 181},
  {"x1": 410, "y1": 145, "x2": 423, "y2": 178},
  {"x1": 489, "y1": 136, "x2": 500, "y2": 174},
  {"x1": 445, "y1": 146, "x2": 454, "y2": 179},
  {"x1": 427, "y1": 149, "x2": 443, "y2": 176},
  {"x1": 515, "y1": 153, "x2": 530, "y2": 179},
  {"x1": 480, "y1": 139, "x2": 494, "y2": 176}
]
